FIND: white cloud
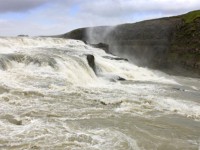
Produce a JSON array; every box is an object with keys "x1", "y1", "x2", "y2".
[
  {"x1": 0, "y1": 0, "x2": 199, "y2": 36},
  {"x1": 81, "y1": 0, "x2": 200, "y2": 17},
  {"x1": 0, "y1": 0, "x2": 50, "y2": 13}
]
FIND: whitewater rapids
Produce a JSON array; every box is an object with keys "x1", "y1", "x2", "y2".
[{"x1": 0, "y1": 37, "x2": 199, "y2": 150}]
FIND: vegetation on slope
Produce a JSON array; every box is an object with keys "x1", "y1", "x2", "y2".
[
  {"x1": 183, "y1": 10, "x2": 200, "y2": 23},
  {"x1": 169, "y1": 10, "x2": 200, "y2": 74}
]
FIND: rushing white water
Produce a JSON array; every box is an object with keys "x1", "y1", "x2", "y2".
[{"x1": 0, "y1": 37, "x2": 200, "y2": 150}]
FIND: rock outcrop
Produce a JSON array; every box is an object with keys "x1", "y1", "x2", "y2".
[
  {"x1": 61, "y1": 10, "x2": 200, "y2": 77},
  {"x1": 86, "y1": 54, "x2": 126, "y2": 81},
  {"x1": 90, "y1": 43, "x2": 110, "y2": 53},
  {"x1": 86, "y1": 54, "x2": 96, "y2": 74}
]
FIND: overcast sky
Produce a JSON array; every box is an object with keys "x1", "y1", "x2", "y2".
[{"x1": 0, "y1": 0, "x2": 199, "y2": 36}]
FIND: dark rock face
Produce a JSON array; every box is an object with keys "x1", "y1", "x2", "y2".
[
  {"x1": 90, "y1": 43, "x2": 109, "y2": 53},
  {"x1": 62, "y1": 10, "x2": 200, "y2": 77},
  {"x1": 117, "y1": 77, "x2": 126, "y2": 81},
  {"x1": 61, "y1": 28, "x2": 87, "y2": 41},
  {"x1": 103, "y1": 56, "x2": 128, "y2": 61},
  {"x1": 167, "y1": 16, "x2": 200, "y2": 76},
  {"x1": 86, "y1": 54, "x2": 126, "y2": 81},
  {"x1": 86, "y1": 54, "x2": 96, "y2": 74},
  {"x1": 62, "y1": 18, "x2": 181, "y2": 66}
]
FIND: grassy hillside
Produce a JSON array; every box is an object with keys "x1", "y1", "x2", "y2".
[
  {"x1": 183, "y1": 10, "x2": 200, "y2": 23},
  {"x1": 168, "y1": 10, "x2": 200, "y2": 75}
]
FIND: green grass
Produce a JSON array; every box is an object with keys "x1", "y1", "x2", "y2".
[{"x1": 183, "y1": 10, "x2": 200, "y2": 23}]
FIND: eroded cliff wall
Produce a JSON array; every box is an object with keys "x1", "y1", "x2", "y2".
[{"x1": 61, "y1": 10, "x2": 200, "y2": 76}]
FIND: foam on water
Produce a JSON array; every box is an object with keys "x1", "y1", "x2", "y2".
[
  {"x1": 95, "y1": 55, "x2": 177, "y2": 84},
  {"x1": 0, "y1": 37, "x2": 198, "y2": 118},
  {"x1": 0, "y1": 37, "x2": 199, "y2": 149},
  {"x1": 0, "y1": 117, "x2": 141, "y2": 150},
  {"x1": 0, "y1": 37, "x2": 177, "y2": 88}
]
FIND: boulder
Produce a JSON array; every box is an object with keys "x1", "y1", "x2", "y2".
[
  {"x1": 86, "y1": 54, "x2": 96, "y2": 74},
  {"x1": 86, "y1": 54, "x2": 126, "y2": 81}
]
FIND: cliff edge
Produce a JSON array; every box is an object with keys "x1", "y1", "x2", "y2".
[{"x1": 61, "y1": 10, "x2": 200, "y2": 77}]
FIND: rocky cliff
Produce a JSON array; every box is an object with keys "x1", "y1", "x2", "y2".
[{"x1": 61, "y1": 10, "x2": 200, "y2": 77}]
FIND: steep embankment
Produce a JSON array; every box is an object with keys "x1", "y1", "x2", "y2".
[
  {"x1": 168, "y1": 11, "x2": 200, "y2": 75},
  {"x1": 61, "y1": 10, "x2": 200, "y2": 77}
]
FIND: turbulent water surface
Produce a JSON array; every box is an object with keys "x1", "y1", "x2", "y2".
[{"x1": 0, "y1": 37, "x2": 200, "y2": 150}]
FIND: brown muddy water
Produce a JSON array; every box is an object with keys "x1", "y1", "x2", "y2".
[{"x1": 0, "y1": 37, "x2": 199, "y2": 150}]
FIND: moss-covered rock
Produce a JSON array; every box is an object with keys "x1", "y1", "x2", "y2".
[
  {"x1": 169, "y1": 11, "x2": 200, "y2": 75},
  {"x1": 183, "y1": 10, "x2": 200, "y2": 23}
]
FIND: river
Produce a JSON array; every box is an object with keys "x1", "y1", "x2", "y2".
[{"x1": 0, "y1": 37, "x2": 199, "y2": 150}]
